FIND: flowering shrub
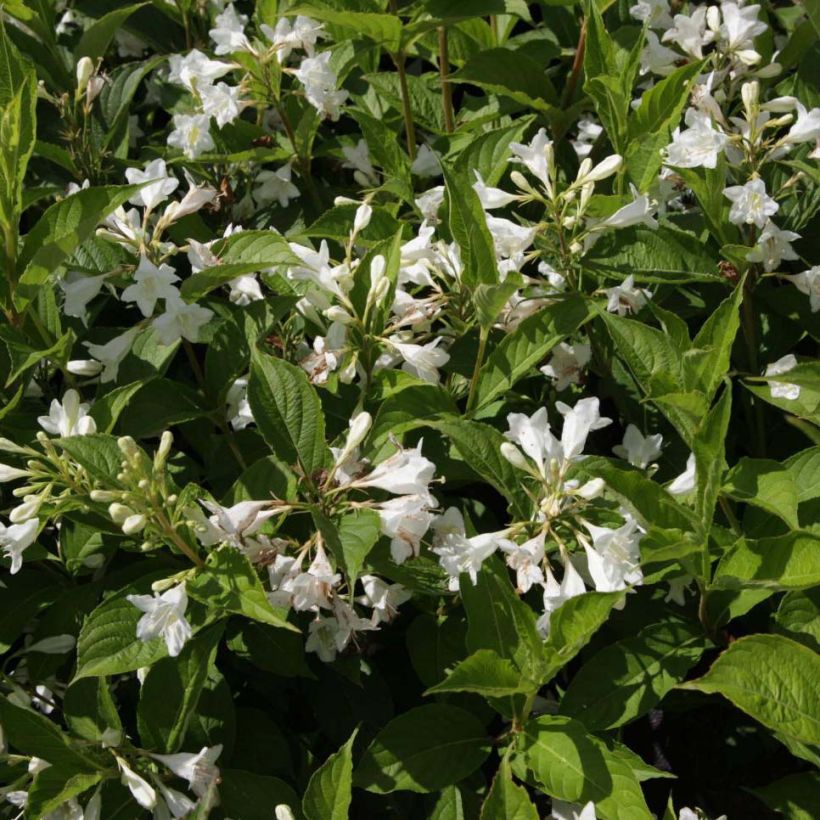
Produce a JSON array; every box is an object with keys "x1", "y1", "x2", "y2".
[{"x1": 0, "y1": 0, "x2": 818, "y2": 817}]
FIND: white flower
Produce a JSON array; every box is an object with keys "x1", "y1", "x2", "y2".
[
  {"x1": 665, "y1": 575, "x2": 694, "y2": 606},
  {"x1": 168, "y1": 50, "x2": 232, "y2": 92},
  {"x1": 117, "y1": 759, "x2": 157, "y2": 809},
  {"x1": 292, "y1": 51, "x2": 348, "y2": 120},
  {"x1": 537, "y1": 557, "x2": 586, "y2": 636},
  {"x1": 194, "y1": 499, "x2": 277, "y2": 554},
  {"x1": 411, "y1": 144, "x2": 442, "y2": 177},
  {"x1": 552, "y1": 800, "x2": 597, "y2": 820},
  {"x1": 289, "y1": 546, "x2": 341, "y2": 612},
  {"x1": 594, "y1": 184, "x2": 658, "y2": 230},
  {"x1": 226, "y1": 377, "x2": 254, "y2": 430},
  {"x1": 582, "y1": 514, "x2": 643, "y2": 592},
  {"x1": 341, "y1": 139, "x2": 378, "y2": 186},
  {"x1": 784, "y1": 266, "x2": 820, "y2": 312},
  {"x1": 199, "y1": 81, "x2": 245, "y2": 127},
  {"x1": 357, "y1": 574, "x2": 411, "y2": 623},
  {"x1": 641, "y1": 30, "x2": 680, "y2": 76},
  {"x1": 764, "y1": 354, "x2": 800, "y2": 400},
  {"x1": 152, "y1": 293, "x2": 214, "y2": 345},
  {"x1": 746, "y1": 220, "x2": 800, "y2": 272},
  {"x1": 668, "y1": 453, "x2": 696, "y2": 495},
  {"x1": 540, "y1": 342, "x2": 591, "y2": 391},
  {"x1": 391, "y1": 338, "x2": 450, "y2": 383},
  {"x1": 331, "y1": 598, "x2": 378, "y2": 648},
  {"x1": 662, "y1": 8, "x2": 716, "y2": 58},
  {"x1": 162, "y1": 176, "x2": 218, "y2": 223},
  {"x1": 262, "y1": 15, "x2": 324, "y2": 62},
  {"x1": 305, "y1": 615, "x2": 342, "y2": 661},
  {"x1": 122, "y1": 254, "x2": 180, "y2": 318},
  {"x1": 228, "y1": 273, "x2": 264, "y2": 305},
  {"x1": 151, "y1": 745, "x2": 222, "y2": 798},
  {"x1": 665, "y1": 109, "x2": 727, "y2": 169},
  {"x1": 125, "y1": 158, "x2": 179, "y2": 211},
  {"x1": 431, "y1": 507, "x2": 514, "y2": 590},
  {"x1": 485, "y1": 215, "x2": 536, "y2": 260},
  {"x1": 472, "y1": 170, "x2": 518, "y2": 209},
  {"x1": 253, "y1": 164, "x2": 300, "y2": 207},
  {"x1": 510, "y1": 127, "x2": 553, "y2": 191},
  {"x1": 500, "y1": 532, "x2": 545, "y2": 593},
  {"x1": 0, "y1": 518, "x2": 39, "y2": 574},
  {"x1": 612, "y1": 425, "x2": 663, "y2": 469},
  {"x1": 629, "y1": 0, "x2": 672, "y2": 28},
  {"x1": 38, "y1": 389, "x2": 97, "y2": 437},
  {"x1": 60, "y1": 272, "x2": 108, "y2": 320},
  {"x1": 126, "y1": 583, "x2": 193, "y2": 657},
  {"x1": 377, "y1": 494, "x2": 436, "y2": 564},
  {"x1": 208, "y1": 3, "x2": 249, "y2": 55},
  {"x1": 415, "y1": 186, "x2": 445, "y2": 222},
  {"x1": 84, "y1": 327, "x2": 140, "y2": 383},
  {"x1": 156, "y1": 780, "x2": 196, "y2": 818},
  {"x1": 723, "y1": 178, "x2": 778, "y2": 228},
  {"x1": 605, "y1": 274, "x2": 651, "y2": 315},
  {"x1": 168, "y1": 113, "x2": 215, "y2": 159},
  {"x1": 352, "y1": 441, "x2": 436, "y2": 499},
  {"x1": 784, "y1": 102, "x2": 820, "y2": 145},
  {"x1": 719, "y1": 2, "x2": 766, "y2": 63},
  {"x1": 571, "y1": 118, "x2": 604, "y2": 157}
]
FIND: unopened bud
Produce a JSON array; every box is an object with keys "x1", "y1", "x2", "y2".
[
  {"x1": 108, "y1": 503, "x2": 135, "y2": 524},
  {"x1": 76, "y1": 57, "x2": 94, "y2": 95},
  {"x1": 122, "y1": 514, "x2": 147, "y2": 535},
  {"x1": 90, "y1": 489, "x2": 119, "y2": 502},
  {"x1": 167, "y1": 494, "x2": 178, "y2": 504},
  {"x1": 741, "y1": 80, "x2": 759, "y2": 116},
  {"x1": 324, "y1": 305, "x2": 353, "y2": 324},
  {"x1": 67, "y1": 359, "x2": 103, "y2": 377},
  {"x1": 500, "y1": 442, "x2": 529, "y2": 471},
  {"x1": 156, "y1": 430, "x2": 173, "y2": 465},
  {"x1": 353, "y1": 202, "x2": 372, "y2": 234},
  {"x1": 0, "y1": 463, "x2": 31, "y2": 482}
]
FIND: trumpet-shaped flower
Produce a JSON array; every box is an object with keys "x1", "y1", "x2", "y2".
[
  {"x1": 126, "y1": 584, "x2": 193, "y2": 657},
  {"x1": 38, "y1": 389, "x2": 97, "y2": 437}
]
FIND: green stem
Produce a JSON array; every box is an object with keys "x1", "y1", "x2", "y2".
[
  {"x1": 438, "y1": 26, "x2": 454, "y2": 134},
  {"x1": 466, "y1": 326, "x2": 489, "y2": 413},
  {"x1": 740, "y1": 284, "x2": 766, "y2": 457}
]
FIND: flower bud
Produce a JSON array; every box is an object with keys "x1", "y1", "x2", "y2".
[
  {"x1": 741, "y1": 81, "x2": 759, "y2": 116},
  {"x1": 346, "y1": 412, "x2": 372, "y2": 452},
  {"x1": 155, "y1": 430, "x2": 173, "y2": 468},
  {"x1": 108, "y1": 503, "x2": 135, "y2": 524},
  {"x1": 10, "y1": 498, "x2": 41, "y2": 523},
  {"x1": 90, "y1": 489, "x2": 119, "y2": 502},
  {"x1": 576, "y1": 478, "x2": 605, "y2": 499},
  {"x1": 0, "y1": 438, "x2": 31, "y2": 455},
  {"x1": 0, "y1": 463, "x2": 30, "y2": 482},
  {"x1": 582, "y1": 154, "x2": 623, "y2": 184},
  {"x1": 122, "y1": 514, "x2": 147, "y2": 535},
  {"x1": 117, "y1": 436, "x2": 139, "y2": 458},
  {"x1": 500, "y1": 442, "x2": 530, "y2": 471},
  {"x1": 76, "y1": 57, "x2": 94, "y2": 95},
  {"x1": 67, "y1": 359, "x2": 103, "y2": 377},
  {"x1": 353, "y1": 202, "x2": 372, "y2": 234},
  {"x1": 324, "y1": 305, "x2": 354, "y2": 324}
]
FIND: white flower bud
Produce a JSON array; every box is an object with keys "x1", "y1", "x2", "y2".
[
  {"x1": 353, "y1": 202, "x2": 372, "y2": 234},
  {"x1": 324, "y1": 306, "x2": 354, "y2": 324},
  {"x1": 0, "y1": 438, "x2": 31, "y2": 454},
  {"x1": 156, "y1": 430, "x2": 173, "y2": 466},
  {"x1": 76, "y1": 57, "x2": 94, "y2": 95},
  {"x1": 500, "y1": 442, "x2": 530, "y2": 471},
  {"x1": 90, "y1": 489, "x2": 119, "y2": 502},
  {"x1": 108, "y1": 503, "x2": 135, "y2": 524},
  {"x1": 10, "y1": 498, "x2": 41, "y2": 523},
  {"x1": 576, "y1": 478, "x2": 605, "y2": 499},
  {"x1": 582, "y1": 154, "x2": 623, "y2": 183},
  {"x1": 67, "y1": 359, "x2": 104, "y2": 377},
  {"x1": 0, "y1": 464, "x2": 30, "y2": 482},
  {"x1": 741, "y1": 81, "x2": 759, "y2": 116},
  {"x1": 575, "y1": 158, "x2": 593, "y2": 183},
  {"x1": 122, "y1": 514, "x2": 147, "y2": 535}
]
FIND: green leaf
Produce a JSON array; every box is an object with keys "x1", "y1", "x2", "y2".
[
  {"x1": 559, "y1": 620, "x2": 709, "y2": 730},
  {"x1": 187, "y1": 547, "x2": 299, "y2": 632},
  {"x1": 75, "y1": 591, "x2": 168, "y2": 680},
  {"x1": 28, "y1": 768, "x2": 104, "y2": 818},
  {"x1": 303, "y1": 728, "x2": 358, "y2": 820},
  {"x1": 0, "y1": 567, "x2": 62, "y2": 652},
  {"x1": 336, "y1": 508, "x2": 382, "y2": 584},
  {"x1": 519, "y1": 714, "x2": 652, "y2": 820},
  {"x1": 426, "y1": 648, "x2": 536, "y2": 697},
  {"x1": 474, "y1": 293, "x2": 591, "y2": 409},
  {"x1": 75, "y1": 3, "x2": 147, "y2": 61},
  {"x1": 88, "y1": 380, "x2": 151, "y2": 433},
  {"x1": 227, "y1": 622, "x2": 313, "y2": 678},
  {"x1": 0, "y1": 696, "x2": 100, "y2": 771},
  {"x1": 63, "y1": 677, "x2": 123, "y2": 745},
  {"x1": 754, "y1": 771, "x2": 820, "y2": 820},
  {"x1": 426, "y1": 417, "x2": 529, "y2": 518},
  {"x1": 745, "y1": 360, "x2": 820, "y2": 424},
  {"x1": 442, "y1": 162, "x2": 499, "y2": 290},
  {"x1": 681, "y1": 633, "x2": 820, "y2": 745},
  {"x1": 137, "y1": 621, "x2": 224, "y2": 752},
  {"x1": 585, "y1": 226, "x2": 719, "y2": 284},
  {"x1": 56, "y1": 434, "x2": 127, "y2": 486},
  {"x1": 248, "y1": 351, "x2": 331, "y2": 476},
  {"x1": 480, "y1": 759, "x2": 538, "y2": 820},
  {"x1": 354, "y1": 704, "x2": 490, "y2": 794},
  {"x1": 722, "y1": 457, "x2": 799, "y2": 528},
  {"x1": 452, "y1": 117, "x2": 535, "y2": 186},
  {"x1": 692, "y1": 385, "x2": 732, "y2": 534},
  {"x1": 713, "y1": 531, "x2": 820, "y2": 591},
  {"x1": 541, "y1": 591, "x2": 626, "y2": 682},
  {"x1": 786, "y1": 446, "x2": 820, "y2": 503},
  {"x1": 219, "y1": 769, "x2": 300, "y2": 820},
  {"x1": 459, "y1": 556, "x2": 545, "y2": 680},
  {"x1": 775, "y1": 589, "x2": 820, "y2": 650},
  {"x1": 453, "y1": 48, "x2": 560, "y2": 114},
  {"x1": 15, "y1": 184, "x2": 141, "y2": 308}
]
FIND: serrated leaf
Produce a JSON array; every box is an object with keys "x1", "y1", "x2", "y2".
[
  {"x1": 559, "y1": 620, "x2": 709, "y2": 730},
  {"x1": 303, "y1": 728, "x2": 357, "y2": 820},
  {"x1": 480, "y1": 759, "x2": 538, "y2": 820},
  {"x1": 722, "y1": 457, "x2": 799, "y2": 528},
  {"x1": 426, "y1": 648, "x2": 535, "y2": 697},
  {"x1": 681, "y1": 634, "x2": 820, "y2": 744},
  {"x1": 354, "y1": 704, "x2": 490, "y2": 794}
]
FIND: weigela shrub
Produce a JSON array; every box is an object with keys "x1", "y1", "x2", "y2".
[{"x1": 0, "y1": 0, "x2": 818, "y2": 817}]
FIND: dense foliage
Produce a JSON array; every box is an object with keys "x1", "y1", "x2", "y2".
[{"x1": 0, "y1": 0, "x2": 819, "y2": 817}]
